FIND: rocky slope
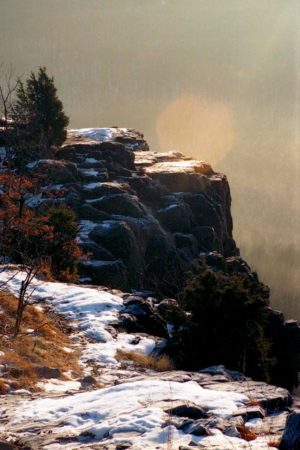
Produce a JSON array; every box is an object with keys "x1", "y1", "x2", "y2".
[
  {"x1": 24, "y1": 128, "x2": 300, "y2": 388},
  {"x1": 28, "y1": 127, "x2": 237, "y2": 295},
  {"x1": 1, "y1": 128, "x2": 300, "y2": 449},
  {"x1": 0, "y1": 268, "x2": 296, "y2": 450}
]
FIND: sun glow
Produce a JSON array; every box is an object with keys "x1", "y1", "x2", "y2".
[{"x1": 156, "y1": 94, "x2": 235, "y2": 165}]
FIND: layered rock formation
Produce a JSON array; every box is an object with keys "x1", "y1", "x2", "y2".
[
  {"x1": 0, "y1": 268, "x2": 296, "y2": 450},
  {"x1": 1, "y1": 128, "x2": 300, "y2": 449},
  {"x1": 28, "y1": 127, "x2": 238, "y2": 295}
]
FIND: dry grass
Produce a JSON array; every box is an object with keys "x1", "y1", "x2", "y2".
[
  {"x1": 267, "y1": 440, "x2": 281, "y2": 448},
  {"x1": 245, "y1": 399, "x2": 262, "y2": 407},
  {"x1": 237, "y1": 425, "x2": 258, "y2": 442},
  {"x1": 0, "y1": 291, "x2": 81, "y2": 392},
  {"x1": 116, "y1": 350, "x2": 174, "y2": 372}
]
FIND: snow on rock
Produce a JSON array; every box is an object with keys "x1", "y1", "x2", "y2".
[
  {"x1": 37, "y1": 379, "x2": 81, "y2": 393},
  {"x1": 67, "y1": 127, "x2": 143, "y2": 145},
  {"x1": 83, "y1": 181, "x2": 103, "y2": 190},
  {"x1": 146, "y1": 159, "x2": 212, "y2": 175},
  {"x1": 0, "y1": 268, "x2": 289, "y2": 449},
  {"x1": 78, "y1": 167, "x2": 100, "y2": 177},
  {"x1": 68, "y1": 128, "x2": 120, "y2": 142},
  {"x1": 77, "y1": 219, "x2": 99, "y2": 242},
  {"x1": 10, "y1": 379, "x2": 248, "y2": 449},
  {"x1": 25, "y1": 193, "x2": 43, "y2": 207},
  {"x1": 0, "y1": 269, "x2": 157, "y2": 368},
  {"x1": 0, "y1": 146, "x2": 6, "y2": 168}
]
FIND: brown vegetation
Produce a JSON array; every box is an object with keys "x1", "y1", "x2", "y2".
[
  {"x1": 0, "y1": 291, "x2": 81, "y2": 392},
  {"x1": 267, "y1": 440, "x2": 281, "y2": 448},
  {"x1": 237, "y1": 425, "x2": 258, "y2": 441},
  {"x1": 116, "y1": 350, "x2": 174, "y2": 372},
  {"x1": 245, "y1": 399, "x2": 262, "y2": 407}
]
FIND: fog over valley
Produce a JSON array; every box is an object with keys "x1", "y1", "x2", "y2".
[{"x1": 1, "y1": 0, "x2": 299, "y2": 317}]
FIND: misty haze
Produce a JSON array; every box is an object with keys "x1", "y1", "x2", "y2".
[{"x1": 1, "y1": 0, "x2": 299, "y2": 318}]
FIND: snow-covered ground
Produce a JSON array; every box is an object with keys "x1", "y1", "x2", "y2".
[
  {"x1": 0, "y1": 269, "x2": 282, "y2": 449},
  {"x1": 0, "y1": 269, "x2": 156, "y2": 369},
  {"x1": 68, "y1": 127, "x2": 129, "y2": 142},
  {"x1": 9, "y1": 379, "x2": 248, "y2": 450}
]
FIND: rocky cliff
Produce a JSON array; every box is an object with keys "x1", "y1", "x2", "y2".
[
  {"x1": 24, "y1": 127, "x2": 300, "y2": 390},
  {"x1": 0, "y1": 268, "x2": 297, "y2": 450},
  {"x1": 1, "y1": 128, "x2": 300, "y2": 449},
  {"x1": 28, "y1": 127, "x2": 238, "y2": 295}
]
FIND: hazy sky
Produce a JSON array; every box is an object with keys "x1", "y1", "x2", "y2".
[{"x1": 1, "y1": 0, "x2": 299, "y2": 317}]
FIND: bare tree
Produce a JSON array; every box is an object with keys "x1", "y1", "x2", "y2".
[
  {"x1": 0, "y1": 63, "x2": 18, "y2": 127},
  {"x1": 0, "y1": 262, "x2": 45, "y2": 337}
]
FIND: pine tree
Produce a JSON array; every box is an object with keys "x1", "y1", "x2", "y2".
[{"x1": 13, "y1": 67, "x2": 69, "y2": 157}]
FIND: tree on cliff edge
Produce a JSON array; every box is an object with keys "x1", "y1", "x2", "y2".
[{"x1": 13, "y1": 66, "x2": 69, "y2": 157}]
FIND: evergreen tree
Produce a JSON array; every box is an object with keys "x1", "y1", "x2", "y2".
[
  {"x1": 47, "y1": 205, "x2": 82, "y2": 283},
  {"x1": 174, "y1": 261, "x2": 274, "y2": 381},
  {"x1": 13, "y1": 67, "x2": 69, "y2": 157}
]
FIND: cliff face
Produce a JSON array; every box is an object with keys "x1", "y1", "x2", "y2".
[
  {"x1": 30, "y1": 127, "x2": 238, "y2": 294},
  {"x1": 25, "y1": 128, "x2": 300, "y2": 390},
  {"x1": 2, "y1": 128, "x2": 300, "y2": 449}
]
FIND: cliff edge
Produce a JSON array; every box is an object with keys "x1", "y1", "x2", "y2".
[{"x1": 28, "y1": 127, "x2": 238, "y2": 295}]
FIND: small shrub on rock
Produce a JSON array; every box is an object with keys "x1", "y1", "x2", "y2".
[
  {"x1": 46, "y1": 205, "x2": 82, "y2": 282},
  {"x1": 175, "y1": 260, "x2": 275, "y2": 381}
]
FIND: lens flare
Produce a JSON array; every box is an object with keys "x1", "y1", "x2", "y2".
[{"x1": 156, "y1": 94, "x2": 235, "y2": 165}]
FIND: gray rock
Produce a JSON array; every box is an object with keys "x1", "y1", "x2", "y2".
[
  {"x1": 174, "y1": 233, "x2": 198, "y2": 258},
  {"x1": 233, "y1": 405, "x2": 266, "y2": 421},
  {"x1": 29, "y1": 159, "x2": 79, "y2": 183},
  {"x1": 166, "y1": 404, "x2": 206, "y2": 419},
  {"x1": 79, "y1": 241, "x2": 115, "y2": 261},
  {"x1": 35, "y1": 367, "x2": 61, "y2": 379},
  {"x1": 279, "y1": 412, "x2": 300, "y2": 449},
  {"x1": 192, "y1": 225, "x2": 218, "y2": 252},
  {"x1": 182, "y1": 419, "x2": 210, "y2": 436},
  {"x1": 90, "y1": 193, "x2": 147, "y2": 218},
  {"x1": 80, "y1": 376, "x2": 97, "y2": 387},
  {"x1": 0, "y1": 442, "x2": 17, "y2": 450},
  {"x1": 78, "y1": 204, "x2": 111, "y2": 221},
  {"x1": 157, "y1": 202, "x2": 193, "y2": 233},
  {"x1": 79, "y1": 259, "x2": 127, "y2": 290}
]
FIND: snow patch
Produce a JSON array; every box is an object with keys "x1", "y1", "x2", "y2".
[
  {"x1": 68, "y1": 128, "x2": 125, "y2": 142},
  {"x1": 83, "y1": 182, "x2": 103, "y2": 190},
  {"x1": 10, "y1": 379, "x2": 248, "y2": 448}
]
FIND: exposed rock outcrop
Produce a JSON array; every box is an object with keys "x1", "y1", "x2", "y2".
[{"x1": 27, "y1": 127, "x2": 238, "y2": 294}]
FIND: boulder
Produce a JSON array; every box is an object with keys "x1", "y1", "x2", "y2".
[
  {"x1": 80, "y1": 375, "x2": 98, "y2": 387},
  {"x1": 181, "y1": 420, "x2": 210, "y2": 436},
  {"x1": 79, "y1": 241, "x2": 115, "y2": 260},
  {"x1": 157, "y1": 203, "x2": 194, "y2": 233},
  {"x1": 120, "y1": 297, "x2": 167, "y2": 337},
  {"x1": 89, "y1": 193, "x2": 147, "y2": 218},
  {"x1": 128, "y1": 176, "x2": 166, "y2": 204},
  {"x1": 118, "y1": 313, "x2": 139, "y2": 332},
  {"x1": 77, "y1": 204, "x2": 111, "y2": 221},
  {"x1": 192, "y1": 225, "x2": 218, "y2": 252},
  {"x1": 232, "y1": 405, "x2": 266, "y2": 421},
  {"x1": 89, "y1": 220, "x2": 142, "y2": 286},
  {"x1": 174, "y1": 233, "x2": 198, "y2": 257},
  {"x1": 148, "y1": 171, "x2": 211, "y2": 193},
  {"x1": 156, "y1": 298, "x2": 184, "y2": 325},
  {"x1": 185, "y1": 193, "x2": 223, "y2": 238},
  {"x1": 83, "y1": 181, "x2": 132, "y2": 200},
  {"x1": 0, "y1": 442, "x2": 17, "y2": 450},
  {"x1": 79, "y1": 259, "x2": 127, "y2": 290},
  {"x1": 279, "y1": 412, "x2": 300, "y2": 450},
  {"x1": 99, "y1": 141, "x2": 135, "y2": 170},
  {"x1": 115, "y1": 135, "x2": 149, "y2": 152},
  {"x1": 35, "y1": 366, "x2": 61, "y2": 379},
  {"x1": 166, "y1": 404, "x2": 206, "y2": 419},
  {"x1": 28, "y1": 159, "x2": 79, "y2": 183}
]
